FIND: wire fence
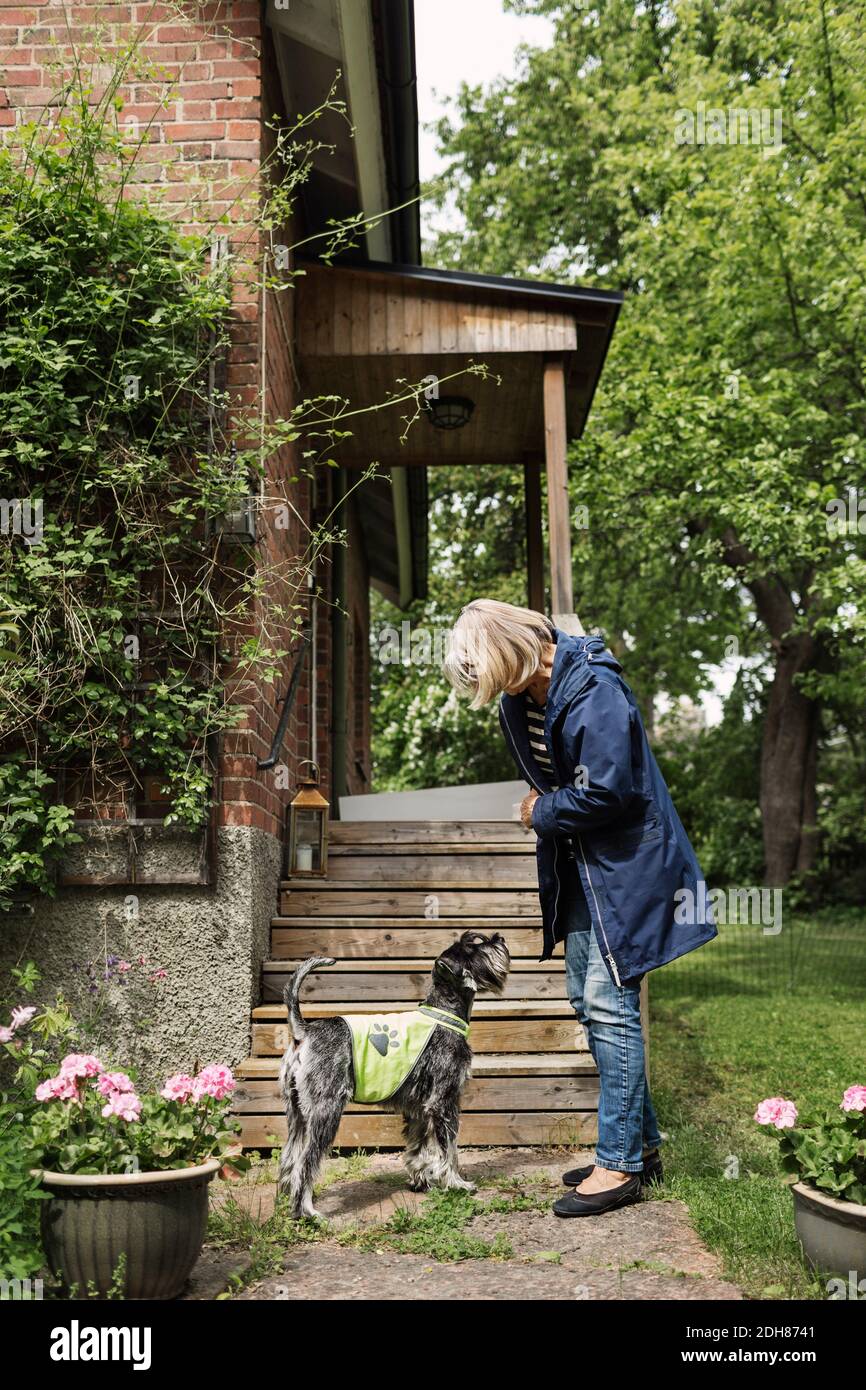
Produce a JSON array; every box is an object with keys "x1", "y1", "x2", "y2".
[{"x1": 657, "y1": 913, "x2": 866, "y2": 998}]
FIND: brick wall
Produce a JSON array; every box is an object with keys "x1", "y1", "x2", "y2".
[{"x1": 0, "y1": 0, "x2": 334, "y2": 845}]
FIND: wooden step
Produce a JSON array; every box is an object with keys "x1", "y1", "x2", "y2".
[
  {"x1": 252, "y1": 1013, "x2": 586, "y2": 1058},
  {"x1": 261, "y1": 959, "x2": 566, "y2": 1003},
  {"x1": 297, "y1": 853, "x2": 537, "y2": 885},
  {"x1": 279, "y1": 888, "x2": 541, "y2": 916},
  {"x1": 270, "y1": 923, "x2": 550, "y2": 958},
  {"x1": 234, "y1": 1074, "x2": 599, "y2": 1114},
  {"x1": 238, "y1": 1111, "x2": 597, "y2": 1149},
  {"x1": 237, "y1": 1052, "x2": 597, "y2": 1079},
  {"x1": 329, "y1": 842, "x2": 534, "y2": 855},
  {"x1": 268, "y1": 959, "x2": 564, "y2": 971},
  {"x1": 329, "y1": 820, "x2": 533, "y2": 845},
  {"x1": 252, "y1": 999, "x2": 577, "y2": 1019}
]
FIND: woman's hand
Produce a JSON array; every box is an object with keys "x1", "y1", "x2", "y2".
[{"x1": 520, "y1": 789, "x2": 539, "y2": 830}]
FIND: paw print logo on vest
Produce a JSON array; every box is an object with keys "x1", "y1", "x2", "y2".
[{"x1": 369, "y1": 1022, "x2": 400, "y2": 1057}]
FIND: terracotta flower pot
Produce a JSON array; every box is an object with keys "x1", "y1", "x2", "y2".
[
  {"x1": 38, "y1": 1158, "x2": 220, "y2": 1300},
  {"x1": 792, "y1": 1181, "x2": 866, "y2": 1283}
]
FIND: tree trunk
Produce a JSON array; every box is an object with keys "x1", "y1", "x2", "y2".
[
  {"x1": 709, "y1": 527, "x2": 822, "y2": 887},
  {"x1": 761, "y1": 634, "x2": 820, "y2": 885}
]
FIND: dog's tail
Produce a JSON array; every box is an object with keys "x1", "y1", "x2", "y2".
[{"x1": 284, "y1": 956, "x2": 336, "y2": 1042}]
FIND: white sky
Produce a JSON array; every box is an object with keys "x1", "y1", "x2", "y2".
[{"x1": 414, "y1": 0, "x2": 554, "y2": 184}]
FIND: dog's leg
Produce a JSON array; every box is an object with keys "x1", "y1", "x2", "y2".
[
  {"x1": 402, "y1": 1111, "x2": 445, "y2": 1191},
  {"x1": 279, "y1": 1047, "x2": 342, "y2": 1221},
  {"x1": 277, "y1": 1065, "x2": 308, "y2": 1208},
  {"x1": 432, "y1": 1104, "x2": 476, "y2": 1193},
  {"x1": 288, "y1": 1101, "x2": 343, "y2": 1220}
]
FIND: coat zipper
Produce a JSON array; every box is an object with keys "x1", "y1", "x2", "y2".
[{"x1": 576, "y1": 834, "x2": 622, "y2": 987}]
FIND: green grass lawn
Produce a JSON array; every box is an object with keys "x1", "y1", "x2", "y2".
[{"x1": 648, "y1": 907, "x2": 866, "y2": 1299}]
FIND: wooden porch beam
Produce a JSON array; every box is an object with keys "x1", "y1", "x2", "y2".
[
  {"x1": 543, "y1": 357, "x2": 574, "y2": 621},
  {"x1": 523, "y1": 457, "x2": 545, "y2": 613}
]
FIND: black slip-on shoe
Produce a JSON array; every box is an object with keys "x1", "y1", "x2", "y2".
[
  {"x1": 641, "y1": 1151, "x2": 664, "y2": 1188},
  {"x1": 561, "y1": 1162, "x2": 594, "y2": 1187},
  {"x1": 562, "y1": 1150, "x2": 664, "y2": 1188},
  {"x1": 553, "y1": 1173, "x2": 643, "y2": 1218}
]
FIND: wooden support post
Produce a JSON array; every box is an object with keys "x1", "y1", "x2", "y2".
[
  {"x1": 543, "y1": 357, "x2": 574, "y2": 623},
  {"x1": 523, "y1": 457, "x2": 544, "y2": 613}
]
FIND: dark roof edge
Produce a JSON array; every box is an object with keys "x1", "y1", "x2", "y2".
[
  {"x1": 575, "y1": 298, "x2": 622, "y2": 439},
  {"x1": 297, "y1": 252, "x2": 624, "y2": 310}
]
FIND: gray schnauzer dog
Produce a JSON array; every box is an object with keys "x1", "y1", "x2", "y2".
[{"x1": 278, "y1": 930, "x2": 510, "y2": 1219}]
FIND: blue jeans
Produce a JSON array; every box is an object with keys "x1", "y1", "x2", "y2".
[{"x1": 564, "y1": 920, "x2": 662, "y2": 1173}]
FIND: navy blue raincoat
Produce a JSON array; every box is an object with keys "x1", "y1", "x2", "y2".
[{"x1": 498, "y1": 629, "x2": 716, "y2": 986}]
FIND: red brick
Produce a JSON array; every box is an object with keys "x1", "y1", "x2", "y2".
[
  {"x1": 3, "y1": 66, "x2": 41, "y2": 84},
  {"x1": 181, "y1": 80, "x2": 230, "y2": 99},
  {"x1": 227, "y1": 0, "x2": 261, "y2": 18},
  {"x1": 164, "y1": 120, "x2": 224, "y2": 139},
  {"x1": 226, "y1": 77, "x2": 259, "y2": 98},
  {"x1": 178, "y1": 101, "x2": 216, "y2": 120},
  {"x1": 215, "y1": 139, "x2": 259, "y2": 158},
  {"x1": 214, "y1": 98, "x2": 258, "y2": 119},
  {"x1": 225, "y1": 118, "x2": 258, "y2": 140},
  {"x1": 212, "y1": 57, "x2": 259, "y2": 78}
]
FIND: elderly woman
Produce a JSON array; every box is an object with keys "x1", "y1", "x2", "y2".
[{"x1": 443, "y1": 599, "x2": 716, "y2": 1218}]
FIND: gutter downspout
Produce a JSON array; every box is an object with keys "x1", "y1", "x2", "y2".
[
  {"x1": 390, "y1": 465, "x2": 414, "y2": 610},
  {"x1": 331, "y1": 468, "x2": 348, "y2": 810},
  {"x1": 376, "y1": 0, "x2": 421, "y2": 265}
]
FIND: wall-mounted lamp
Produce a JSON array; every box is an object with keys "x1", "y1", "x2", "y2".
[{"x1": 423, "y1": 395, "x2": 475, "y2": 431}]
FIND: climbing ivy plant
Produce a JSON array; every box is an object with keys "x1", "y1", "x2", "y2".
[
  {"x1": 0, "y1": 11, "x2": 488, "y2": 912},
  {"x1": 0, "y1": 30, "x2": 361, "y2": 909}
]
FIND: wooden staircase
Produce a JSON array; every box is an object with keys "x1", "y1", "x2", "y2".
[{"x1": 234, "y1": 820, "x2": 601, "y2": 1148}]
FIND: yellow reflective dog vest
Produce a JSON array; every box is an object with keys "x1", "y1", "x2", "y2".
[{"x1": 345, "y1": 1005, "x2": 470, "y2": 1104}]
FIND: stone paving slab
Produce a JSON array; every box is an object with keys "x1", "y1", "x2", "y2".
[
  {"x1": 237, "y1": 1244, "x2": 742, "y2": 1302},
  {"x1": 210, "y1": 1147, "x2": 743, "y2": 1302}
]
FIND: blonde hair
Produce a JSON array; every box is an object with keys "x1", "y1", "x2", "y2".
[{"x1": 442, "y1": 599, "x2": 555, "y2": 709}]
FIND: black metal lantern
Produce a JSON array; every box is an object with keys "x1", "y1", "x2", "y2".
[
  {"x1": 287, "y1": 760, "x2": 329, "y2": 877},
  {"x1": 424, "y1": 395, "x2": 475, "y2": 430},
  {"x1": 214, "y1": 492, "x2": 257, "y2": 542}
]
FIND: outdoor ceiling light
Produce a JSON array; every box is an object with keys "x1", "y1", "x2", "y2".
[{"x1": 424, "y1": 395, "x2": 475, "y2": 430}]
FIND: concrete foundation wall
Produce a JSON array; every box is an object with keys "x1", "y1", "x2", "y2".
[{"x1": 0, "y1": 826, "x2": 280, "y2": 1086}]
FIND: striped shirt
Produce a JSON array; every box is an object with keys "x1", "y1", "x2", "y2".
[
  {"x1": 524, "y1": 693, "x2": 559, "y2": 789},
  {"x1": 525, "y1": 694, "x2": 590, "y2": 932}
]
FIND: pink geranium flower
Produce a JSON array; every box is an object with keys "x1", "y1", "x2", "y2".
[
  {"x1": 96, "y1": 1071, "x2": 136, "y2": 1098},
  {"x1": 841, "y1": 1085, "x2": 866, "y2": 1113},
  {"x1": 10, "y1": 1005, "x2": 37, "y2": 1031},
  {"x1": 754, "y1": 1096, "x2": 798, "y2": 1129},
  {"x1": 117, "y1": 960, "x2": 133, "y2": 974},
  {"x1": 160, "y1": 1073, "x2": 195, "y2": 1103},
  {"x1": 0, "y1": 1026, "x2": 13, "y2": 1044},
  {"x1": 59, "y1": 1053, "x2": 104, "y2": 1080},
  {"x1": 101, "y1": 1090, "x2": 142, "y2": 1122},
  {"x1": 35, "y1": 1073, "x2": 80, "y2": 1102},
  {"x1": 192, "y1": 1064, "x2": 236, "y2": 1102}
]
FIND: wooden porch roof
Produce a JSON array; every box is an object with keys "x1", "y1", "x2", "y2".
[{"x1": 294, "y1": 258, "x2": 623, "y2": 468}]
